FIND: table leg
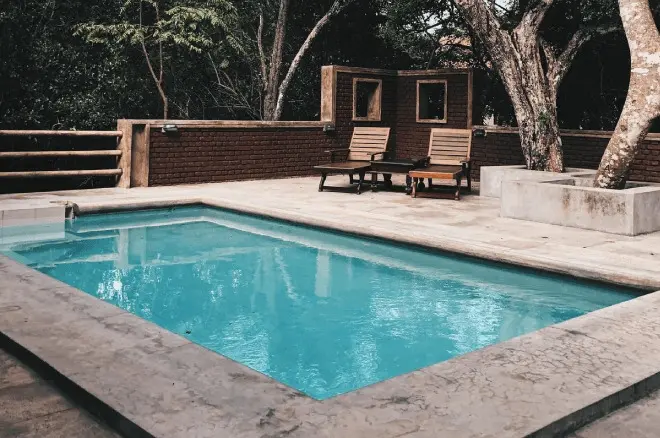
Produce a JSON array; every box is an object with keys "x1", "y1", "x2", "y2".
[
  {"x1": 318, "y1": 173, "x2": 327, "y2": 192},
  {"x1": 455, "y1": 175, "x2": 462, "y2": 200},
  {"x1": 412, "y1": 177, "x2": 418, "y2": 198},
  {"x1": 383, "y1": 174, "x2": 393, "y2": 189},
  {"x1": 357, "y1": 171, "x2": 366, "y2": 195},
  {"x1": 371, "y1": 173, "x2": 379, "y2": 192}
]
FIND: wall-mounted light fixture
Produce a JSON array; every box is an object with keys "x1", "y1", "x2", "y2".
[
  {"x1": 473, "y1": 128, "x2": 486, "y2": 138},
  {"x1": 323, "y1": 123, "x2": 336, "y2": 132},
  {"x1": 161, "y1": 124, "x2": 179, "y2": 134}
]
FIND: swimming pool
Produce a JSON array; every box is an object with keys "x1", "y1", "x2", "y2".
[{"x1": 1, "y1": 206, "x2": 638, "y2": 399}]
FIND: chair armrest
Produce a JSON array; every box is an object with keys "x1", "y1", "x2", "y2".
[
  {"x1": 370, "y1": 151, "x2": 389, "y2": 161},
  {"x1": 461, "y1": 159, "x2": 472, "y2": 172},
  {"x1": 325, "y1": 148, "x2": 349, "y2": 163}
]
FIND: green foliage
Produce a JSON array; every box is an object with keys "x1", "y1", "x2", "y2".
[
  {"x1": 378, "y1": 0, "x2": 469, "y2": 69},
  {"x1": 0, "y1": 0, "x2": 157, "y2": 129},
  {"x1": 75, "y1": 0, "x2": 241, "y2": 54}
]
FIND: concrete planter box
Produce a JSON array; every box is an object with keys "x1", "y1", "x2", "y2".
[
  {"x1": 501, "y1": 177, "x2": 660, "y2": 236},
  {"x1": 480, "y1": 165, "x2": 595, "y2": 198}
]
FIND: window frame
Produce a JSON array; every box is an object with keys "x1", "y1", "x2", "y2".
[
  {"x1": 352, "y1": 78, "x2": 383, "y2": 122},
  {"x1": 416, "y1": 79, "x2": 448, "y2": 124}
]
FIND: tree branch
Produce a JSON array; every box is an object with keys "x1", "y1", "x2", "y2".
[
  {"x1": 257, "y1": 12, "x2": 268, "y2": 89},
  {"x1": 453, "y1": 0, "x2": 510, "y2": 57},
  {"x1": 153, "y1": 1, "x2": 163, "y2": 84},
  {"x1": 544, "y1": 26, "x2": 619, "y2": 91},
  {"x1": 516, "y1": 0, "x2": 554, "y2": 35},
  {"x1": 272, "y1": 0, "x2": 356, "y2": 120},
  {"x1": 138, "y1": 0, "x2": 168, "y2": 118}
]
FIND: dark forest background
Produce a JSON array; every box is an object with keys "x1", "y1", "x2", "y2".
[{"x1": 0, "y1": 0, "x2": 653, "y2": 130}]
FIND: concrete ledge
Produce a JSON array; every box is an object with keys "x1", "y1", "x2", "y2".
[
  {"x1": 480, "y1": 165, "x2": 595, "y2": 198},
  {"x1": 501, "y1": 178, "x2": 660, "y2": 236}
]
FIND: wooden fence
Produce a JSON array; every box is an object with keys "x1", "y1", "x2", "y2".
[{"x1": 0, "y1": 129, "x2": 129, "y2": 190}]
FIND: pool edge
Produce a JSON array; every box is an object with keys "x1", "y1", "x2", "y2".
[{"x1": 74, "y1": 197, "x2": 659, "y2": 291}]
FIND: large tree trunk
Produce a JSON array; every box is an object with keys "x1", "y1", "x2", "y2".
[
  {"x1": 502, "y1": 26, "x2": 564, "y2": 171},
  {"x1": 515, "y1": 103, "x2": 563, "y2": 170},
  {"x1": 594, "y1": 0, "x2": 660, "y2": 189}
]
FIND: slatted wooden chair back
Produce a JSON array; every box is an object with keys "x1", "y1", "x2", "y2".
[
  {"x1": 427, "y1": 128, "x2": 472, "y2": 166},
  {"x1": 347, "y1": 127, "x2": 391, "y2": 161}
]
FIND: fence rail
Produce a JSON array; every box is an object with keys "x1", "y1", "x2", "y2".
[
  {"x1": 0, "y1": 169, "x2": 123, "y2": 178},
  {"x1": 0, "y1": 130, "x2": 123, "y2": 137},
  {"x1": 0, "y1": 150, "x2": 122, "y2": 158}
]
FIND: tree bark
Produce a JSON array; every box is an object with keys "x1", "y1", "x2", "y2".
[
  {"x1": 594, "y1": 0, "x2": 660, "y2": 189},
  {"x1": 452, "y1": 0, "x2": 613, "y2": 172}
]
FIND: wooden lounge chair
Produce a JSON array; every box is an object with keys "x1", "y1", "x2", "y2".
[
  {"x1": 409, "y1": 128, "x2": 472, "y2": 200},
  {"x1": 315, "y1": 127, "x2": 390, "y2": 194}
]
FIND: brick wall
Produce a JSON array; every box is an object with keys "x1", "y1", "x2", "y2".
[
  {"x1": 146, "y1": 66, "x2": 659, "y2": 187},
  {"x1": 395, "y1": 74, "x2": 470, "y2": 159},
  {"x1": 149, "y1": 128, "x2": 338, "y2": 186},
  {"x1": 470, "y1": 129, "x2": 660, "y2": 183}
]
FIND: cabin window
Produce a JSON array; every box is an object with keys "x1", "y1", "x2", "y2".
[
  {"x1": 353, "y1": 78, "x2": 382, "y2": 121},
  {"x1": 417, "y1": 80, "x2": 447, "y2": 123}
]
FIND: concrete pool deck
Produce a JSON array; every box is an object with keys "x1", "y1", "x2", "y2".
[{"x1": 1, "y1": 176, "x2": 660, "y2": 437}]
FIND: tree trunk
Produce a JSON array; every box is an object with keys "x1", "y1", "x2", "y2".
[
  {"x1": 503, "y1": 28, "x2": 564, "y2": 172},
  {"x1": 452, "y1": 0, "x2": 618, "y2": 172},
  {"x1": 594, "y1": 0, "x2": 660, "y2": 189},
  {"x1": 262, "y1": 0, "x2": 290, "y2": 121},
  {"x1": 261, "y1": 0, "x2": 354, "y2": 121},
  {"x1": 514, "y1": 103, "x2": 563, "y2": 170},
  {"x1": 453, "y1": 0, "x2": 566, "y2": 171},
  {"x1": 161, "y1": 93, "x2": 169, "y2": 120}
]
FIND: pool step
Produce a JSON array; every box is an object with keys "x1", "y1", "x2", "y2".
[
  {"x1": 0, "y1": 204, "x2": 64, "y2": 228},
  {"x1": 0, "y1": 203, "x2": 67, "y2": 245}
]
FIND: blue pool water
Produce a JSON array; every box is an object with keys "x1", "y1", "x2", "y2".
[{"x1": 1, "y1": 206, "x2": 638, "y2": 399}]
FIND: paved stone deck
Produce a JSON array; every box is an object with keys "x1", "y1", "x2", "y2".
[
  {"x1": 1, "y1": 176, "x2": 660, "y2": 437},
  {"x1": 0, "y1": 349, "x2": 119, "y2": 438}
]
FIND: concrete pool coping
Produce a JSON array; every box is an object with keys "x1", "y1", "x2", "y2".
[{"x1": 1, "y1": 179, "x2": 660, "y2": 436}]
